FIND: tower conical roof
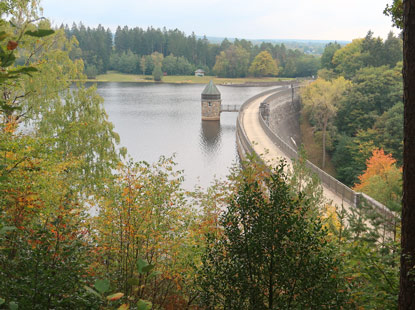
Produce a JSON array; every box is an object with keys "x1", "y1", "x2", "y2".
[{"x1": 202, "y1": 80, "x2": 221, "y2": 96}]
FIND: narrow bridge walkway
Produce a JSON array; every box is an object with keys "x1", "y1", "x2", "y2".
[
  {"x1": 240, "y1": 92, "x2": 353, "y2": 210},
  {"x1": 221, "y1": 104, "x2": 239, "y2": 112}
]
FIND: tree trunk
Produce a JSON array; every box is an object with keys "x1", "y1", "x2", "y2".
[
  {"x1": 399, "y1": 1, "x2": 415, "y2": 309},
  {"x1": 322, "y1": 116, "x2": 328, "y2": 169}
]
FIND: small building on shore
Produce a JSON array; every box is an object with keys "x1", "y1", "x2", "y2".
[{"x1": 195, "y1": 69, "x2": 205, "y2": 77}]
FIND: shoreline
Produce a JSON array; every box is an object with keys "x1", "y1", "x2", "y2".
[
  {"x1": 81, "y1": 71, "x2": 296, "y2": 86},
  {"x1": 83, "y1": 80, "x2": 297, "y2": 87}
]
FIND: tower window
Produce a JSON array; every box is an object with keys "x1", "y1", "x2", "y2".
[{"x1": 208, "y1": 102, "x2": 212, "y2": 107}]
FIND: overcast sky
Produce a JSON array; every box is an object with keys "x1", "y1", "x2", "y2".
[{"x1": 41, "y1": 0, "x2": 397, "y2": 41}]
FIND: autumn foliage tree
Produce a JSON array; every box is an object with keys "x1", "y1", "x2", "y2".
[
  {"x1": 0, "y1": 133, "x2": 95, "y2": 309},
  {"x1": 248, "y1": 51, "x2": 279, "y2": 77},
  {"x1": 0, "y1": 1, "x2": 119, "y2": 308},
  {"x1": 92, "y1": 157, "x2": 203, "y2": 309},
  {"x1": 301, "y1": 77, "x2": 351, "y2": 169},
  {"x1": 354, "y1": 148, "x2": 402, "y2": 212}
]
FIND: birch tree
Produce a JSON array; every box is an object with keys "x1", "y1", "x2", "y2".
[{"x1": 301, "y1": 77, "x2": 350, "y2": 169}]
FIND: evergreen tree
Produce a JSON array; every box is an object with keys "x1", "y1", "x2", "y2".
[{"x1": 321, "y1": 42, "x2": 341, "y2": 70}]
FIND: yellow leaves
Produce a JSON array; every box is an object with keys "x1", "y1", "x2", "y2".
[
  {"x1": 103, "y1": 219, "x2": 113, "y2": 226},
  {"x1": 25, "y1": 194, "x2": 37, "y2": 202},
  {"x1": 4, "y1": 120, "x2": 17, "y2": 134},
  {"x1": 249, "y1": 51, "x2": 279, "y2": 77},
  {"x1": 107, "y1": 292, "x2": 124, "y2": 301},
  {"x1": 301, "y1": 77, "x2": 351, "y2": 112},
  {"x1": 5, "y1": 151, "x2": 15, "y2": 160},
  {"x1": 122, "y1": 187, "x2": 130, "y2": 197},
  {"x1": 91, "y1": 158, "x2": 199, "y2": 301},
  {"x1": 321, "y1": 204, "x2": 342, "y2": 235}
]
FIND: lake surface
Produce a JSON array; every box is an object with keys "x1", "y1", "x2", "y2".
[{"x1": 95, "y1": 82, "x2": 275, "y2": 189}]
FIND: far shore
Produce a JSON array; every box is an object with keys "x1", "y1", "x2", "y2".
[{"x1": 84, "y1": 71, "x2": 296, "y2": 85}]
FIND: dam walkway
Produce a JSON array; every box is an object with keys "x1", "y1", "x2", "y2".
[{"x1": 235, "y1": 87, "x2": 395, "y2": 221}]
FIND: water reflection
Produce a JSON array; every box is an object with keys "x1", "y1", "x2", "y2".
[
  {"x1": 200, "y1": 120, "x2": 222, "y2": 156},
  {"x1": 94, "y1": 82, "x2": 276, "y2": 189}
]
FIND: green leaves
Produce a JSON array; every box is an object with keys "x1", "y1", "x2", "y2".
[
  {"x1": 1, "y1": 51, "x2": 16, "y2": 68},
  {"x1": 384, "y1": 0, "x2": 403, "y2": 29},
  {"x1": 137, "y1": 258, "x2": 154, "y2": 274},
  {"x1": 0, "y1": 226, "x2": 16, "y2": 235},
  {"x1": 0, "y1": 101, "x2": 22, "y2": 114},
  {"x1": 137, "y1": 299, "x2": 152, "y2": 310},
  {"x1": 84, "y1": 279, "x2": 110, "y2": 299},
  {"x1": 0, "y1": 299, "x2": 17, "y2": 310},
  {"x1": 84, "y1": 286, "x2": 102, "y2": 298},
  {"x1": 148, "y1": 270, "x2": 162, "y2": 279},
  {"x1": 200, "y1": 160, "x2": 349, "y2": 309},
  {"x1": 24, "y1": 29, "x2": 55, "y2": 38},
  {"x1": 8, "y1": 66, "x2": 38, "y2": 76},
  {"x1": 85, "y1": 279, "x2": 125, "y2": 305},
  {"x1": 0, "y1": 31, "x2": 9, "y2": 41},
  {"x1": 213, "y1": 45, "x2": 250, "y2": 78},
  {"x1": 94, "y1": 279, "x2": 110, "y2": 294}
]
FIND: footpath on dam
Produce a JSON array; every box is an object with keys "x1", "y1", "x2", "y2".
[
  {"x1": 235, "y1": 86, "x2": 397, "y2": 226},
  {"x1": 238, "y1": 89, "x2": 354, "y2": 210}
]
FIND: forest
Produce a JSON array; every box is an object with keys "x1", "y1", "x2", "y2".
[
  {"x1": 63, "y1": 23, "x2": 320, "y2": 79},
  {"x1": 301, "y1": 30, "x2": 403, "y2": 214},
  {"x1": 0, "y1": 0, "x2": 406, "y2": 309}
]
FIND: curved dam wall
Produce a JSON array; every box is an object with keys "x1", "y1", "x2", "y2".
[
  {"x1": 235, "y1": 87, "x2": 283, "y2": 160},
  {"x1": 235, "y1": 87, "x2": 396, "y2": 222},
  {"x1": 263, "y1": 88, "x2": 302, "y2": 150}
]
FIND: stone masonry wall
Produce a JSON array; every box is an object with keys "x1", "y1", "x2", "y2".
[
  {"x1": 266, "y1": 89, "x2": 301, "y2": 150},
  {"x1": 201, "y1": 100, "x2": 221, "y2": 120}
]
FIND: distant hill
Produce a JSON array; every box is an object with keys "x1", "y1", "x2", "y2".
[{"x1": 197, "y1": 36, "x2": 350, "y2": 55}]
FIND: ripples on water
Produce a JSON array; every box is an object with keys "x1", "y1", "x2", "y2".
[{"x1": 93, "y1": 82, "x2": 275, "y2": 190}]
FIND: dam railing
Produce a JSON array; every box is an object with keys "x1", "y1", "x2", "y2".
[{"x1": 236, "y1": 86, "x2": 397, "y2": 222}]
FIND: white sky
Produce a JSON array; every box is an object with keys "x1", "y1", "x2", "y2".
[{"x1": 41, "y1": 0, "x2": 398, "y2": 41}]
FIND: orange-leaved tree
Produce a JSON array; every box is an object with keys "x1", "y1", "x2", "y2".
[{"x1": 354, "y1": 148, "x2": 402, "y2": 212}]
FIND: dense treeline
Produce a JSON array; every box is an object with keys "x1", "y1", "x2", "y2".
[
  {"x1": 62, "y1": 23, "x2": 320, "y2": 78},
  {"x1": 65, "y1": 24, "x2": 113, "y2": 77},
  {"x1": 0, "y1": 1, "x2": 402, "y2": 309},
  {"x1": 300, "y1": 31, "x2": 403, "y2": 309},
  {"x1": 302, "y1": 30, "x2": 403, "y2": 205}
]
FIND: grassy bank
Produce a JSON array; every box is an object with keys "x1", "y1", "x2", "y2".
[{"x1": 89, "y1": 71, "x2": 294, "y2": 84}]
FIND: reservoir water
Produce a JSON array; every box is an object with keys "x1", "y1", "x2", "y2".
[{"x1": 95, "y1": 82, "x2": 274, "y2": 189}]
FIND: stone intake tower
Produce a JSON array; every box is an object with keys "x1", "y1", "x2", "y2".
[{"x1": 201, "y1": 80, "x2": 221, "y2": 121}]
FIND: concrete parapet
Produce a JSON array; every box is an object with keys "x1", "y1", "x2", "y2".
[{"x1": 235, "y1": 86, "x2": 398, "y2": 222}]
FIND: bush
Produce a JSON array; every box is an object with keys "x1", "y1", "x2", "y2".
[
  {"x1": 85, "y1": 64, "x2": 98, "y2": 79},
  {"x1": 200, "y1": 161, "x2": 350, "y2": 309},
  {"x1": 152, "y1": 65, "x2": 163, "y2": 81}
]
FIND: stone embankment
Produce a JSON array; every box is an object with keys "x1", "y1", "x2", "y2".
[{"x1": 235, "y1": 87, "x2": 396, "y2": 222}]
